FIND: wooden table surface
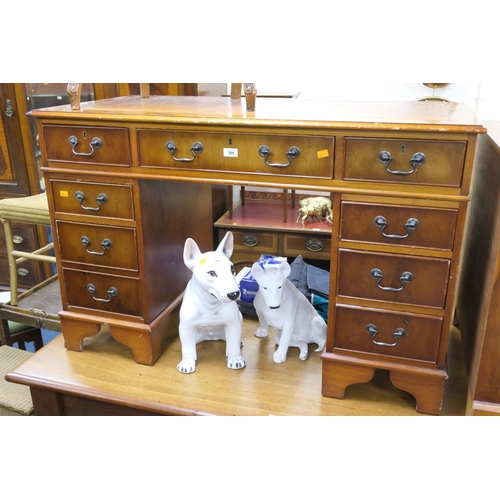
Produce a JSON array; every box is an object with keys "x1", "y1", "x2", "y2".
[{"x1": 6, "y1": 309, "x2": 468, "y2": 416}]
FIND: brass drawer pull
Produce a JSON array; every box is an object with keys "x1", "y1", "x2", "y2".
[
  {"x1": 370, "y1": 268, "x2": 413, "y2": 292},
  {"x1": 378, "y1": 150, "x2": 426, "y2": 175},
  {"x1": 68, "y1": 135, "x2": 102, "y2": 156},
  {"x1": 75, "y1": 191, "x2": 108, "y2": 211},
  {"x1": 165, "y1": 141, "x2": 203, "y2": 162},
  {"x1": 17, "y1": 268, "x2": 30, "y2": 277},
  {"x1": 242, "y1": 234, "x2": 259, "y2": 247},
  {"x1": 373, "y1": 216, "x2": 419, "y2": 239},
  {"x1": 80, "y1": 236, "x2": 112, "y2": 255},
  {"x1": 86, "y1": 283, "x2": 118, "y2": 302},
  {"x1": 5, "y1": 99, "x2": 13, "y2": 118},
  {"x1": 366, "y1": 324, "x2": 407, "y2": 347},
  {"x1": 306, "y1": 239, "x2": 324, "y2": 252},
  {"x1": 258, "y1": 145, "x2": 300, "y2": 168}
]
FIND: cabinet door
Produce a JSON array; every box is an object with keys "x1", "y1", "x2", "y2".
[{"x1": 0, "y1": 83, "x2": 31, "y2": 196}]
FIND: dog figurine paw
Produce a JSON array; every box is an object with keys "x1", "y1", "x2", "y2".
[
  {"x1": 177, "y1": 231, "x2": 245, "y2": 374},
  {"x1": 251, "y1": 260, "x2": 327, "y2": 363}
]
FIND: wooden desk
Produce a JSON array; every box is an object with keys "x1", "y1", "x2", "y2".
[
  {"x1": 456, "y1": 120, "x2": 500, "y2": 415},
  {"x1": 26, "y1": 96, "x2": 485, "y2": 414},
  {"x1": 5, "y1": 312, "x2": 469, "y2": 416}
]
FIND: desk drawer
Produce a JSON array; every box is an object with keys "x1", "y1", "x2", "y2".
[
  {"x1": 334, "y1": 304, "x2": 442, "y2": 363},
  {"x1": 43, "y1": 125, "x2": 131, "y2": 167},
  {"x1": 63, "y1": 269, "x2": 142, "y2": 317},
  {"x1": 50, "y1": 180, "x2": 134, "y2": 220},
  {"x1": 0, "y1": 254, "x2": 43, "y2": 287},
  {"x1": 344, "y1": 138, "x2": 466, "y2": 186},
  {"x1": 56, "y1": 221, "x2": 138, "y2": 271},
  {"x1": 138, "y1": 130, "x2": 334, "y2": 178},
  {"x1": 337, "y1": 249, "x2": 450, "y2": 308},
  {"x1": 225, "y1": 229, "x2": 279, "y2": 254},
  {"x1": 283, "y1": 233, "x2": 331, "y2": 260},
  {"x1": 340, "y1": 201, "x2": 458, "y2": 250}
]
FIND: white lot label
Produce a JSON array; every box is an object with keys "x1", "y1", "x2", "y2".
[{"x1": 223, "y1": 148, "x2": 238, "y2": 158}]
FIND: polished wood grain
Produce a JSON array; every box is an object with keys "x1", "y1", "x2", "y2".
[
  {"x1": 137, "y1": 129, "x2": 334, "y2": 178},
  {"x1": 344, "y1": 137, "x2": 466, "y2": 187},
  {"x1": 334, "y1": 304, "x2": 443, "y2": 364},
  {"x1": 337, "y1": 249, "x2": 450, "y2": 309},
  {"x1": 43, "y1": 125, "x2": 131, "y2": 167},
  {"x1": 6, "y1": 310, "x2": 469, "y2": 416},
  {"x1": 340, "y1": 201, "x2": 458, "y2": 251},
  {"x1": 30, "y1": 97, "x2": 486, "y2": 134},
  {"x1": 49, "y1": 179, "x2": 135, "y2": 221}
]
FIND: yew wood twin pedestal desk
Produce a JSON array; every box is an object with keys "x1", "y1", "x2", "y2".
[{"x1": 20, "y1": 96, "x2": 486, "y2": 415}]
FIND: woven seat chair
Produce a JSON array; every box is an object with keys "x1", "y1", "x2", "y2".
[
  {"x1": 0, "y1": 193, "x2": 56, "y2": 351},
  {"x1": 0, "y1": 192, "x2": 55, "y2": 306},
  {"x1": 0, "y1": 345, "x2": 34, "y2": 415}
]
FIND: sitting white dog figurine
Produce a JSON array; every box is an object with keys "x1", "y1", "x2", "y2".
[
  {"x1": 177, "y1": 231, "x2": 245, "y2": 374},
  {"x1": 251, "y1": 260, "x2": 327, "y2": 363}
]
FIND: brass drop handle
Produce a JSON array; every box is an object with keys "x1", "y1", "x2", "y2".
[
  {"x1": 68, "y1": 135, "x2": 102, "y2": 156},
  {"x1": 378, "y1": 150, "x2": 425, "y2": 175},
  {"x1": 370, "y1": 268, "x2": 413, "y2": 292},
  {"x1": 75, "y1": 191, "x2": 108, "y2": 211},
  {"x1": 258, "y1": 145, "x2": 300, "y2": 168},
  {"x1": 366, "y1": 324, "x2": 407, "y2": 347},
  {"x1": 165, "y1": 141, "x2": 203, "y2": 162},
  {"x1": 306, "y1": 239, "x2": 324, "y2": 252},
  {"x1": 81, "y1": 236, "x2": 112, "y2": 255},
  {"x1": 5, "y1": 99, "x2": 13, "y2": 118},
  {"x1": 86, "y1": 283, "x2": 118, "y2": 302},
  {"x1": 373, "y1": 216, "x2": 419, "y2": 239},
  {"x1": 242, "y1": 234, "x2": 259, "y2": 247}
]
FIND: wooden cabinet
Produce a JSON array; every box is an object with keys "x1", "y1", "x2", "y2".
[
  {"x1": 215, "y1": 190, "x2": 332, "y2": 270},
  {"x1": 0, "y1": 83, "x2": 48, "y2": 291},
  {"x1": 324, "y1": 130, "x2": 475, "y2": 414},
  {"x1": 31, "y1": 95, "x2": 485, "y2": 414}
]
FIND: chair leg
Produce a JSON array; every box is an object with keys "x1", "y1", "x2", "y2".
[
  {"x1": 1, "y1": 317, "x2": 44, "y2": 351},
  {"x1": 1, "y1": 318, "x2": 12, "y2": 346},
  {"x1": 11, "y1": 328, "x2": 44, "y2": 351}
]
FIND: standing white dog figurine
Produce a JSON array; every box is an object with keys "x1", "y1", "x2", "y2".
[
  {"x1": 251, "y1": 260, "x2": 327, "y2": 363},
  {"x1": 177, "y1": 231, "x2": 245, "y2": 374}
]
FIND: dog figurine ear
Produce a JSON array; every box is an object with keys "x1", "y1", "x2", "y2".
[
  {"x1": 183, "y1": 238, "x2": 202, "y2": 270},
  {"x1": 217, "y1": 231, "x2": 234, "y2": 259},
  {"x1": 279, "y1": 260, "x2": 291, "y2": 279},
  {"x1": 251, "y1": 261, "x2": 263, "y2": 280}
]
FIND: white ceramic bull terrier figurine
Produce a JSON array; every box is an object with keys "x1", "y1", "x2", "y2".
[
  {"x1": 251, "y1": 260, "x2": 327, "y2": 363},
  {"x1": 177, "y1": 231, "x2": 245, "y2": 374}
]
